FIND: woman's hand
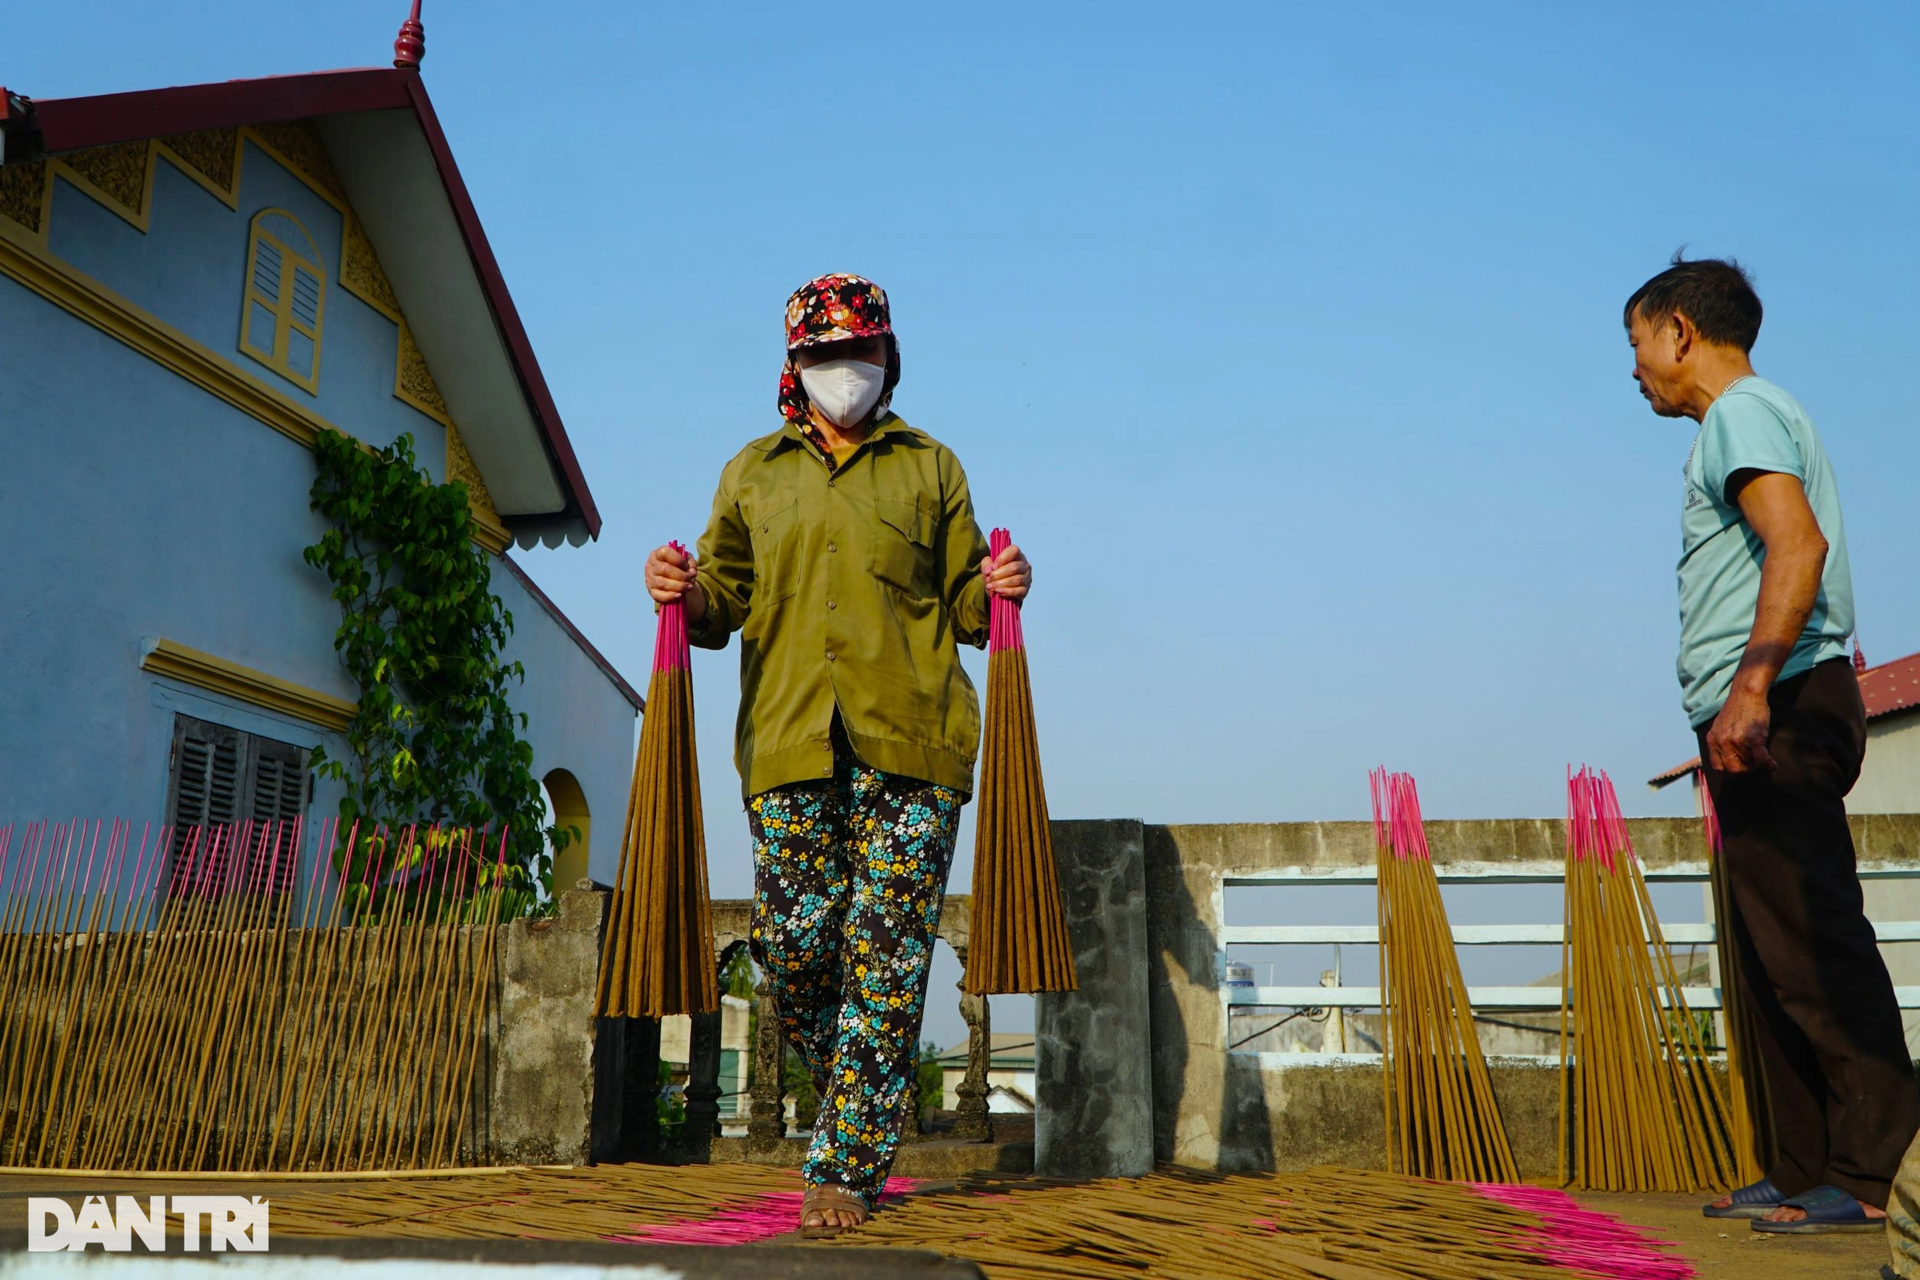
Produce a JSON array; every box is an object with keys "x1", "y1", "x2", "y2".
[
  {"x1": 980, "y1": 543, "x2": 1032, "y2": 601},
  {"x1": 645, "y1": 544, "x2": 708, "y2": 620}
]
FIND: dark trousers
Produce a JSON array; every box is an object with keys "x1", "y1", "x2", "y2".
[{"x1": 1698, "y1": 657, "x2": 1918, "y2": 1207}]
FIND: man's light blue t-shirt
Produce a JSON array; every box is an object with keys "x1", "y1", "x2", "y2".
[{"x1": 1677, "y1": 376, "x2": 1854, "y2": 728}]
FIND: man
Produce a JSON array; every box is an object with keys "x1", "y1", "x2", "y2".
[{"x1": 1626, "y1": 255, "x2": 1916, "y2": 1233}]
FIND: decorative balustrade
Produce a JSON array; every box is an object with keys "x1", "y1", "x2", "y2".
[{"x1": 693, "y1": 895, "x2": 993, "y2": 1156}]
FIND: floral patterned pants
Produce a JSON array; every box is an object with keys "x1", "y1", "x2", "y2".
[{"x1": 747, "y1": 750, "x2": 962, "y2": 1206}]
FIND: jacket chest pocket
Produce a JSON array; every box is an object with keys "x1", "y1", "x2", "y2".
[
  {"x1": 751, "y1": 499, "x2": 799, "y2": 607},
  {"x1": 870, "y1": 496, "x2": 937, "y2": 599}
]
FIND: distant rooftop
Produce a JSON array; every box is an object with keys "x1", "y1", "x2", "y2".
[{"x1": 1649, "y1": 645, "x2": 1920, "y2": 790}]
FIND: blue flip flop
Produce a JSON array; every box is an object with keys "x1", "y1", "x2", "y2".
[
  {"x1": 1749, "y1": 1184, "x2": 1884, "y2": 1234},
  {"x1": 1703, "y1": 1176, "x2": 1786, "y2": 1219}
]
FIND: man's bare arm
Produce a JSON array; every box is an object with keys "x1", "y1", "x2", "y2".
[{"x1": 1705, "y1": 469, "x2": 1829, "y2": 773}]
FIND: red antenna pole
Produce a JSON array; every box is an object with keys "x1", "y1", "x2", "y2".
[{"x1": 393, "y1": 0, "x2": 426, "y2": 71}]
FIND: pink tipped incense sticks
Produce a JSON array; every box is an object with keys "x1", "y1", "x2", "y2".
[
  {"x1": 1559, "y1": 766, "x2": 1737, "y2": 1191},
  {"x1": 965, "y1": 527, "x2": 1076, "y2": 996},
  {"x1": 1371, "y1": 768, "x2": 1516, "y2": 1182},
  {"x1": 599, "y1": 542, "x2": 719, "y2": 1018},
  {"x1": 0, "y1": 817, "x2": 510, "y2": 1172}
]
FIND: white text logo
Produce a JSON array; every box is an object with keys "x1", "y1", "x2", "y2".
[{"x1": 27, "y1": 1196, "x2": 270, "y2": 1252}]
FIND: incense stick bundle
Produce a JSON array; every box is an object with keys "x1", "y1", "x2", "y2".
[
  {"x1": 964, "y1": 528, "x2": 1076, "y2": 996},
  {"x1": 1558, "y1": 767, "x2": 1736, "y2": 1191},
  {"x1": 598, "y1": 549, "x2": 719, "y2": 1017},
  {"x1": 0, "y1": 817, "x2": 510, "y2": 1172},
  {"x1": 1698, "y1": 782, "x2": 1772, "y2": 1185},
  {"x1": 1371, "y1": 769, "x2": 1517, "y2": 1182}
]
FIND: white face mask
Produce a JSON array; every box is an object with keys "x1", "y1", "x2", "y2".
[{"x1": 799, "y1": 358, "x2": 886, "y2": 428}]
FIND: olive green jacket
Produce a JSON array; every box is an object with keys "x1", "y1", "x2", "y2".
[{"x1": 688, "y1": 413, "x2": 990, "y2": 797}]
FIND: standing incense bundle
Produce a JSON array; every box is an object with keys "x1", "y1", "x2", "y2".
[
  {"x1": 1699, "y1": 782, "x2": 1773, "y2": 1185},
  {"x1": 598, "y1": 553, "x2": 719, "y2": 1018},
  {"x1": 1558, "y1": 767, "x2": 1735, "y2": 1191},
  {"x1": 1372, "y1": 769, "x2": 1517, "y2": 1182},
  {"x1": 963, "y1": 528, "x2": 1076, "y2": 996}
]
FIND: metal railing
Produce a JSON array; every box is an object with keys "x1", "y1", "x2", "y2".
[{"x1": 1221, "y1": 862, "x2": 1920, "y2": 1023}]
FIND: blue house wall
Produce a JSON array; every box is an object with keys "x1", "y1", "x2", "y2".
[{"x1": 0, "y1": 136, "x2": 635, "y2": 895}]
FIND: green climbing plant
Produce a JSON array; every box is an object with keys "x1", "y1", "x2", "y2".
[{"x1": 303, "y1": 428, "x2": 568, "y2": 917}]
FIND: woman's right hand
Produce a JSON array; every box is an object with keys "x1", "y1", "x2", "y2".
[{"x1": 645, "y1": 544, "x2": 706, "y2": 617}]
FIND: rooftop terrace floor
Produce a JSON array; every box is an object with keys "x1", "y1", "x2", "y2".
[{"x1": 0, "y1": 1162, "x2": 1893, "y2": 1278}]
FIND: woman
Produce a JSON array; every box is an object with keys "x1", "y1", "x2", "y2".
[{"x1": 644, "y1": 274, "x2": 1031, "y2": 1235}]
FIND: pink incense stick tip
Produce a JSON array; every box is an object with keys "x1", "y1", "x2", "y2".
[
  {"x1": 987, "y1": 527, "x2": 1025, "y2": 655},
  {"x1": 653, "y1": 539, "x2": 694, "y2": 674}
]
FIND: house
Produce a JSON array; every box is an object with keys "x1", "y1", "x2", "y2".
[
  {"x1": 937, "y1": 1033, "x2": 1036, "y2": 1114},
  {"x1": 1649, "y1": 646, "x2": 1920, "y2": 1048},
  {"x1": 0, "y1": 15, "x2": 638, "y2": 892}
]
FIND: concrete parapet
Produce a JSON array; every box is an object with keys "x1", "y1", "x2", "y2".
[{"x1": 482, "y1": 887, "x2": 607, "y2": 1165}]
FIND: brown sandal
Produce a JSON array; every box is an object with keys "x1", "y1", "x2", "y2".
[{"x1": 798, "y1": 1184, "x2": 870, "y2": 1239}]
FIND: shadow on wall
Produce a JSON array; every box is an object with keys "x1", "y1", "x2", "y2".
[{"x1": 1143, "y1": 825, "x2": 1275, "y2": 1171}]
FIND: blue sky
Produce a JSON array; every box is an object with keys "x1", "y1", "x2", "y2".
[{"x1": 17, "y1": 3, "x2": 1919, "y2": 1040}]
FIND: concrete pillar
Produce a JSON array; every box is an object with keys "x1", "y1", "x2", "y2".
[
  {"x1": 487, "y1": 887, "x2": 606, "y2": 1165},
  {"x1": 1036, "y1": 819, "x2": 1154, "y2": 1178}
]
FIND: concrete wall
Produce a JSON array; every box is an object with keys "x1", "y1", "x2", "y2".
[
  {"x1": 0, "y1": 151, "x2": 636, "y2": 887},
  {"x1": 1852, "y1": 713, "x2": 1920, "y2": 814}
]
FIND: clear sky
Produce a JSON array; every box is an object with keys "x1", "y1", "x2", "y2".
[{"x1": 16, "y1": 3, "x2": 1920, "y2": 1042}]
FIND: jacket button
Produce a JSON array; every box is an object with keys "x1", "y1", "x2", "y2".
[
  {"x1": 828, "y1": 600, "x2": 837, "y2": 610},
  {"x1": 827, "y1": 542, "x2": 837, "y2": 553},
  {"x1": 826, "y1": 652, "x2": 836, "y2": 662}
]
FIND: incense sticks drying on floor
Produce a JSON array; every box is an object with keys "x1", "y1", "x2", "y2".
[
  {"x1": 0, "y1": 818, "x2": 507, "y2": 1172},
  {"x1": 598, "y1": 562, "x2": 718, "y2": 1018},
  {"x1": 1558, "y1": 767, "x2": 1736, "y2": 1192},
  {"x1": 1371, "y1": 769, "x2": 1517, "y2": 1182},
  {"x1": 965, "y1": 528, "x2": 1076, "y2": 996}
]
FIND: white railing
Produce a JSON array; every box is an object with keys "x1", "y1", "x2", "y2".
[{"x1": 1220, "y1": 862, "x2": 1920, "y2": 1019}]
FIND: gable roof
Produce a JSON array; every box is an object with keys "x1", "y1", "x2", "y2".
[
  {"x1": 1648, "y1": 648, "x2": 1920, "y2": 790},
  {"x1": 13, "y1": 67, "x2": 599, "y2": 548}
]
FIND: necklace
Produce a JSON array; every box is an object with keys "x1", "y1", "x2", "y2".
[{"x1": 1720, "y1": 374, "x2": 1753, "y2": 398}]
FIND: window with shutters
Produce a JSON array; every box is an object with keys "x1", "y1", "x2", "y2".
[
  {"x1": 164, "y1": 714, "x2": 309, "y2": 900},
  {"x1": 239, "y1": 208, "x2": 326, "y2": 393}
]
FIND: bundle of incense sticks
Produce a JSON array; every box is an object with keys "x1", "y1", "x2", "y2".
[
  {"x1": 1558, "y1": 767, "x2": 1736, "y2": 1191},
  {"x1": 1698, "y1": 781, "x2": 1773, "y2": 1184},
  {"x1": 0, "y1": 817, "x2": 509, "y2": 1171},
  {"x1": 598, "y1": 548, "x2": 718, "y2": 1018},
  {"x1": 964, "y1": 528, "x2": 1076, "y2": 996},
  {"x1": 1371, "y1": 769, "x2": 1517, "y2": 1181}
]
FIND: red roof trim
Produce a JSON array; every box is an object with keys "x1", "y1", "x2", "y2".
[
  {"x1": 400, "y1": 76, "x2": 600, "y2": 538},
  {"x1": 499, "y1": 554, "x2": 642, "y2": 713},
  {"x1": 27, "y1": 68, "x2": 600, "y2": 540},
  {"x1": 33, "y1": 69, "x2": 410, "y2": 152}
]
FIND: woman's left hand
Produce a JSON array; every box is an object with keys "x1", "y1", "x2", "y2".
[{"x1": 980, "y1": 543, "x2": 1032, "y2": 601}]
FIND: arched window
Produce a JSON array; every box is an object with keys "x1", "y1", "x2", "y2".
[
  {"x1": 543, "y1": 767, "x2": 593, "y2": 892},
  {"x1": 240, "y1": 208, "x2": 326, "y2": 392}
]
